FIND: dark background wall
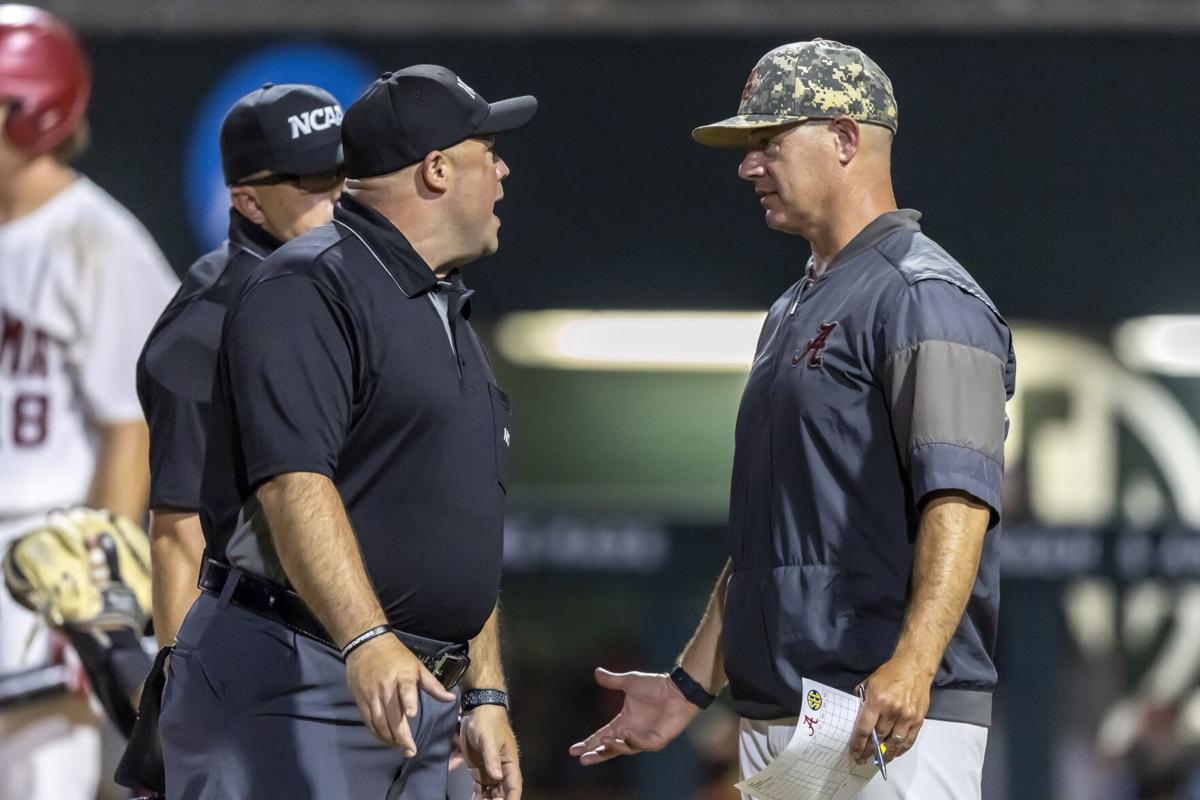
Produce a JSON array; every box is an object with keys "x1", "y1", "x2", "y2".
[{"x1": 79, "y1": 34, "x2": 1199, "y2": 327}]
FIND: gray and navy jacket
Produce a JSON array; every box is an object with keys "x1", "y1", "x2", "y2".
[{"x1": 723, "y1": 209, "x2": 1015, "y2": 727}]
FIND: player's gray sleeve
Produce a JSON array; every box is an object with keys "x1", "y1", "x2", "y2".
[{"x1": 879, "y1": 278, "x2": 1013, "y2": 525}]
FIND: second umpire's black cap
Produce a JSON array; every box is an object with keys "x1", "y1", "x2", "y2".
[
  {"x1": 342, "y1": 65, "x2": 537, "y2": 179},
  {"x1": 221, "y1": 82, "x2": 345, "y2": 185}
]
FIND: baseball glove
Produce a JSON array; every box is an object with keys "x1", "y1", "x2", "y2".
[
  {"x1": 2, "y1": 507, "x2": 152, "y2": 631},
  {"x1": 2, "y1": 507, "x2": 154, "y2": 736}
]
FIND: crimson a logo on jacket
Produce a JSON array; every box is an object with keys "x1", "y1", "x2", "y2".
[{"x1": 791, "y1": 321, "x2": 839, "y2": 368}]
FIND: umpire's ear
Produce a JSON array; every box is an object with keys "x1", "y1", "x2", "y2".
[
  {"x1": 229, "y1": 186, "x2": 267, "y2": 226},
  {"x1": 418, "y1": 150, "x2": 450, "y2": 196}
]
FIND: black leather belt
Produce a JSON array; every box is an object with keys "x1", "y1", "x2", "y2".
[{"x1": 197, "y1": 558, "x2": 470, "y2": 690}]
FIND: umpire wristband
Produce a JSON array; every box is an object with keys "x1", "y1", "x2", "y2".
[
  {"x1": 340, "y1": 625, "x2": 392, "y2": 660},
  {"x1": 461, "y1": 688, "x2": 509, "y2": 714},
  {"x1": 669, "y1": 666, "x2": 715, "y2": 709}
]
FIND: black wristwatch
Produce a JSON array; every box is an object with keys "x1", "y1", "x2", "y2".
[
  {"x1": 461, "y1": 688, "x2": 509, "y2": 714},
  {"x1": 669, "y1": 666, "x2": 716, "y2": 709}
]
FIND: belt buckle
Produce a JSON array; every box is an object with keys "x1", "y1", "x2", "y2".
[
  {"x1": 427, "y1": 651, "x2": 469, "y2": 690},
  {"x1": 429, "y1": 652, "x2": 451, "y2": 679}
]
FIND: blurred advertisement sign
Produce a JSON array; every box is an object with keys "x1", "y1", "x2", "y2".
[
  {"x1": 1010, "y1": 325, "x2": 1200, "y2": 527},
  {"x1": 503, "y1": 515, "x2": 669, "y2": 572},
  {"x1": 1005, "y1": 322, "x2": 1200, "y2": 576}
]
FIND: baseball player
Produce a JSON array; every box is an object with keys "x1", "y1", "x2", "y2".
[
  {"x1": 571, "y1": 40, "x2": 1015, "y2": 799},
  {"x1": 0, "y1": 5, "x2": 177, "y2": 798},
  {"x1": 137, "y1": 82, "x2": 345, "y2": 652}
]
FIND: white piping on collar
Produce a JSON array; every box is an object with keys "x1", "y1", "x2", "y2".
[
  {"x1": 332, "y1": 217, "x2": 413, "y2": 298},
  {"x1": 230, "y1": 241, "x2": 267, "y2": 261}
]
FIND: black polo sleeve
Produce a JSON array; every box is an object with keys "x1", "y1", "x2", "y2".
[
  {"x1": 141, "y1": 378, "x2": 208, "y2": 510},
  {"x1": 222, "y1": 274, "x2": 356, "y2": 487},
  {"x1": 138, "y1": 299, "x2": 231, "y2": 511}
]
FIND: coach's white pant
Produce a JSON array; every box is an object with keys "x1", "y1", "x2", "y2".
[
  {"x1": 0, "y1": 515, "x2": 100, "y2": 800},
  {"x1": 739, "y1": 716, "x2": 988, "y2": 800}
]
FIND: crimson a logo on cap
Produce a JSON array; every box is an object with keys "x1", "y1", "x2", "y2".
[
  {"x1": 791, "y1": 321, "x2": 838, "y2": 368},
  {"x1": 740, "y1": 66, "x2": 760, "y2": 106}
]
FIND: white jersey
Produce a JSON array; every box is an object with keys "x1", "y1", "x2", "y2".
[{"x1": 0, "y1": 177, "x2": 177, "y2": 519}]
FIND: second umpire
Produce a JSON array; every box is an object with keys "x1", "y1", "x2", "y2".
[
  {"x1": 137, "y1": 82, "x2": 345, "y2": 650},
  {"x1": 160, "y1": 65, "x2": 535, "y2": 799}
]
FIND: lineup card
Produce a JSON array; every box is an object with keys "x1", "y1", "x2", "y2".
[{"x1": 736, "y1": 678, "x2": 878, "y2": 800}]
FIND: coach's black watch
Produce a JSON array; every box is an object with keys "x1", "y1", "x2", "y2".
[
  {"x1": 461, "y1": 688, "x2": 509, "y2": 714},
  {"x1": 669, "y1": 666, "x2": 716, "y2": 709}
]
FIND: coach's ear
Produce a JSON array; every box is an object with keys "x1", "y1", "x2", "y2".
[
  {"x1": 229, "y1": 186, "x2": 267, "y2": 226},
  {"x1": 831, "y1": 116, "x2": 862, "y2": 165}
]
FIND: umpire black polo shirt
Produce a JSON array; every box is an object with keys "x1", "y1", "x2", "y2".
[
  {"x1": 137, "y1": 209, "x2": 282, "y2": 510},
  {"x1": 198, "y1": 195, "x2": 511, "y2": 644}
]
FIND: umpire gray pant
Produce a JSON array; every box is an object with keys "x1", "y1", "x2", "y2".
[{"x1": 160, "y1": 592, "x2": 459, "y2": 799}]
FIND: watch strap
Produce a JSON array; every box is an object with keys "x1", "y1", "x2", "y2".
[
  {"x1": 461, "y1": 688, "x2": 509, "y2": 713},
  {"x1": 669, "y1": 665, "x2": 715, "y2": 709}
]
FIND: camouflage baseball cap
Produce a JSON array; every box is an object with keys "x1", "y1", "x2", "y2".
[{"x1": 692, "y1": 39, "x2": 898, "y2": 148}]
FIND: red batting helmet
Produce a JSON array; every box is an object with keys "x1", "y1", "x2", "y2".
[{"x1": 0, "y1": 5, "x2": 90, "y2": 155}]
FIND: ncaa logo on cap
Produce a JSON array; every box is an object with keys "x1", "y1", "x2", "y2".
[{"x1": 288, "y1": 104, "x2": 344, "y2": 139}]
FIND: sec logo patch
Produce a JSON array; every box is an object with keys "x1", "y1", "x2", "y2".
[{"x1": 806, "y1": 689, "x2": 823, "y2": 711}]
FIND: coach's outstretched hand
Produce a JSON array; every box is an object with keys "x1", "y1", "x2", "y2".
[{"x1": 569, "y1": 668, "x2": 701, "y2": 765}]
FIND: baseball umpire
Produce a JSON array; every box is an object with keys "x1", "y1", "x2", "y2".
[
  {"x1": 571, "y1": 40, "x2": 1016, "y2": 799},
  {"x1": 159, "y1": 65, "x2": 535, "y2": 799},
  {"x1": 109, "y1": 83, "x2": 345, "y2": 797},
  {"x1": 137, "y1": 82, "x2": 345, "y2": 652}
]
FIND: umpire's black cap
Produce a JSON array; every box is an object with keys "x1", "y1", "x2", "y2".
[
  {"x1": 342, "y1": 65, "x2": 537, "y2": 179},
  {"x1": 221, "y1": 83, "x2": 345, "y2": 186}
]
